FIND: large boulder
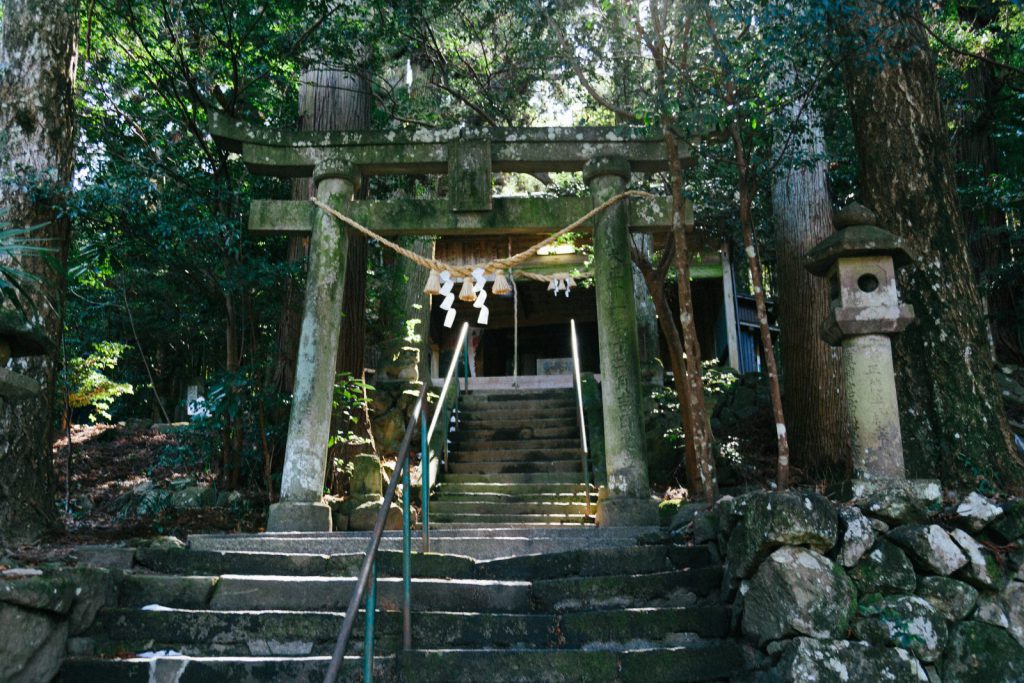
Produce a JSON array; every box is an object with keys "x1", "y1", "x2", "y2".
[
  {"x1": 169, "y1": 485, "x2": 216, "y2": 510},
  {"x1": 987, "y1": 500, "x2": 1024, "y2": 544},
  {"x1": 970, "y1": 581, "x2": 1024, "y2": 649},
  {"x1": 849, "y1": 539, "x2": 917, "y2": 596},
  {"x1": 955, "y1": 492, "x2": 1003, "y2": 532},
  {"x1": 856, "y1": 483, "x2": 932, "y2": 526},
  {"x1": 0, "y1": 604, "x2": 68, "y2": 683},
  {"x1": 347, "y1": 501, "x2": 403, "y2": 532},
  {"x1": 724, "y1": 491, "x2": 837, "y2": 581},
  {"x1": 941, "y1": 621, "x2": 1024, "y2": 683},
  {"x1": 0, "y1": 572, "x2": 76, "y2": 613},
  {"x1": 1003, "y1": 581, "x2": 1024, "y2": 648},
  {"x1": 916, "y1": 576, "x2": 978, "y2": 622},
  {"x1": 771, "y1": 638, "x2": 926, "y2": 683},
  {"x1": 975, "y1": 593, "x2": 1009, "y2": 628},
  {"x1": 0, "y1": 573, "x2": 77, "y2": 683},
  {"x1": 854, "y1": 595, "x2": 948, "y2": 663},
  {"x1": 54, "y1": 567, "x2": 115, "y2": 635},
  {"x1": 669, "y1": 502, "x2": 707, "y2": 532},
  {"x1": 836, "y1": 505, "x2": 876, "y2": 568},
  {"x1": 950, "y1": 528, "x2": 1008, "y2": 591},
  {"x1": 692, "y1": 509, "x2": 720, "y2": 545},
  {"x1": 372, "y1": 408, "x2": 409, "y2": 456},
  {"x1": 888, "y1": 524, "x2": 968, "y2": 576},
  {"x1": 741, "y1": 546, "x2": 855, "y2": 646}
]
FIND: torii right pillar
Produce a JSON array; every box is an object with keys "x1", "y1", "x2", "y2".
[{"x1": 585, "y1": 157, "x2": 658, "y2": 526}]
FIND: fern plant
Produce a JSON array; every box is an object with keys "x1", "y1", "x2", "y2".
[{"x1": 0, "y1": 210, "x2": 55, "y2": 316}]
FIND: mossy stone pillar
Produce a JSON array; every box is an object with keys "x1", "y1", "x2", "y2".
[
  {"x1": 584, "y1": 157, "x2": 657, "y2": 527},
  {"x1": 268, "y1": 160, "x2": 360, "y2": 532}
]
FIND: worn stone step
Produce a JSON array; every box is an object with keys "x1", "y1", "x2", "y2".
[
  {"x1": 60, "y1": 655, "x2": 392, "y2": 683},
  {"x1": 441, "y1": 472, "x2": 588, "y2": 485},
  {"x1": 396, "y1": 642, "x2": 756, "y2": 683},
  {"x1": 431, "y1": 500, "x2": 592, "y2": 516},
  {"x1": 124, "y1": 543, "x2": 710, "y2": 585},
  {"x1": 433, "y1": 491, "x2": 596, "y2": 505},
  {"x1": 434, "y1": 482, "x2": 596, "y2": 496},
  {"x1": 429, "y1": 513, "x2": 592, "y2": 526},
  {"x1": 118, "y1": 574, "x2": 532, "y2": 613},
  {"x1": 450, "y1": 447, "x2": 585, "y2": 463},
  {"x1": 458, "y1": 416, "x2": 577, "y2": 431},
  {"x1": 464, "y1": 395, "x2": 577, "y2": 405},
  {"x1": 476, "y1": 545, "x2": 670, "y2": 580},
  {"x1": 461, "y1": 406, "x2": 578, "y2": 421},
  {"x1": 429, "y1": 522, "x2": 595, "y2": 530},
  {"x1": 132, "y1": 548, "x2": 476, "y2": 579},
  {"x1": 460, "y1": 394, "x2": 574, "y2": 408},
  {"x1": 532, "y1": 567, "x2": 724, "y2": 611},
  {"x1": 457, "y1": 415, "x2": 573, "y2": 429},
  {"x1": 453, "y1": 425, "x2": 579, "y2": 441},
  {"x1": 453, "y1": 438, "x2": 582, "y2": 451},
  {"x1": 447, "y1": 459, "x2": 582, "y2": 475},
  {"x1": 186, "y1": 527, "x2": 658, "y2": 561},
  {"x1": 461, "y1": 389, "x2": 574, "y2": 401},
  {"x1": 79, "y1": 604, "x2": 730, "y2": 658}
]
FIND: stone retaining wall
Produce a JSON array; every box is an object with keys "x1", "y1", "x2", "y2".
[
  {"x1": 0, "y1": 565, "x2": 116, "y2": 682},
  {"x1": 674, "y1": 488, "x2": 1024, "y2": 681}
]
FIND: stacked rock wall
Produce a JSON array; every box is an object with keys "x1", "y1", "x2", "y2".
[
  {"x1": 0, "y1": 567, "x2": 115, "y2": 682},
  {"x1": 679, "y1": 489, "x2": 1024, "y2": 681}
]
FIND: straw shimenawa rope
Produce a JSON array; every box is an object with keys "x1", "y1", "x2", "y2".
[{"x1": 309, "y1": 190, "x2": 654, "y2": 283}]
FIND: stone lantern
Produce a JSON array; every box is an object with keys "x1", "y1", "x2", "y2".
[
  {"x1": 805, "y1": 203, "x2": 915, "y2": 482},
  {"x1": 0, "y1": 309, "x2": 49, "y2": 400}
]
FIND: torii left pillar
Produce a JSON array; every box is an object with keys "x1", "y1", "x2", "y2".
[{"x1": 268, "y1": 160, "x2": 360, "y2": 531}]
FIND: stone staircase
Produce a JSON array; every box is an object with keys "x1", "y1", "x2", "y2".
[
  {"x1": 431, "y1": 389, "x2": 597, "y2": 527},
  {"x1": 60, "y1": 527, "x2": 760, "y2": 682}
]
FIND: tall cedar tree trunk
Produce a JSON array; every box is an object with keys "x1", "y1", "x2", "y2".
[
  {"x1": 833, "y1": 2, "x2": 1023, "y2": 490},
  {"x1": 772, "y1": 73, "x2": 849, "y2": 481},
  {"x1": 952, "y1": 7, "x2": 1022, "y2": 364},
  {"x1": 0, "y1": 0, "x2": 79, "y2": 544}
]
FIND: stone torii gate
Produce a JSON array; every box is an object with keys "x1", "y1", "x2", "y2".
[{"x1": 209, "y1": 112, "x2": 696, "y2": 531}]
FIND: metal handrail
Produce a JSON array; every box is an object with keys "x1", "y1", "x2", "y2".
[
  {"x1": 422, "y1": 323, "x2": 471, "y2": 551},
  {"x1": 323, "y1": 322, "x2": 471, "y2": 683},
  {"x1": 570, "y1": 319, "x2": 592, "y2": 516}
]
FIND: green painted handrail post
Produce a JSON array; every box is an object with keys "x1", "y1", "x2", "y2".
[
  {"x1": 421, "y1": 408, "x2": 430, "y2": 552},
  {"x1": 363, "y1": 560, "x2": 376, "y2": 682},
  {"x1": 401, "y1": 455, "x2": 411, "y2": 649}
]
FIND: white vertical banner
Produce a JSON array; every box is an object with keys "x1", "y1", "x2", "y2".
[
  {"x1": 439, "y1": 270, "x2": 457, "y2": 328},
  {"x1": 472, "y1": 268, "x2": 489, "y2": 325}
]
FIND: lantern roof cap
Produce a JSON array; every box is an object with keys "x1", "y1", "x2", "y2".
[{"x1": 805, "y1": 203, "x2": 915, "y2": 277}]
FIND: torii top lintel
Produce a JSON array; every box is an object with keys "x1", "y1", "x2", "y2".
[{"x1": 209, "y1": 111, "x2": 695, "y2": 178}]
